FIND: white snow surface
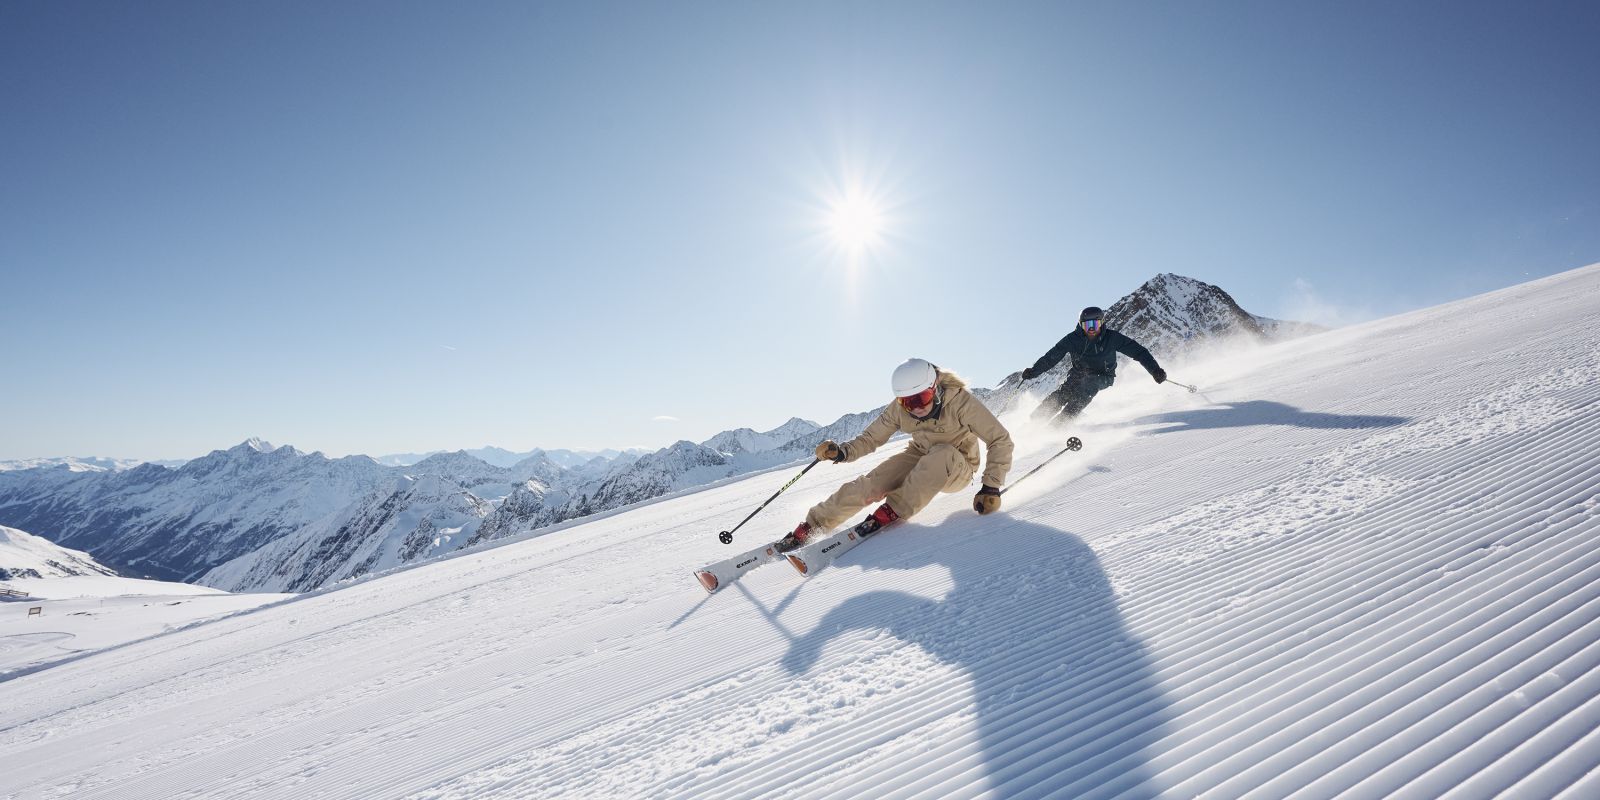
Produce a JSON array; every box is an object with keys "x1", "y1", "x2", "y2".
[
  {"x1": 3, "y1": 264, "x2": 1600, "y2": 799},
  {"x1": 0, "y1": 575, "x2": 289, "y2": 679}
]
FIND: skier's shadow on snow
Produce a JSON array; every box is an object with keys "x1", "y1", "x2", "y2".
[
  {"x1": 781, "y1": 520, "x2": 1171, "y2": 797},
  {"x1": 1135, "y1": 400, "x2": 1408, "y2": 434}
]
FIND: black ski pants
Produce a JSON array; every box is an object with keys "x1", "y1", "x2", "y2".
[{"x1": 1030, "y1": 369, "x2": 1115, "y2": 426}]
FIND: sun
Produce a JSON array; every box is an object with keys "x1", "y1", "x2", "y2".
[
  {"x1": 827, "y1": 192, "x2": 886, "y2": 253},
  {"x1": 801, "y1": 157, "x2": 904, "y2": 276}
]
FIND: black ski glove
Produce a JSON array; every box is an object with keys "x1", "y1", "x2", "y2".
[
  {"x1": 1021, "y1": 367, "x2": 1036, "y2": 380},
  {"x1": 973, "y1": 485, "x2": 1002, "y2": 515},
  {"x1": 1150, "y1": 366, "x2": 1167, "y2": 384}
]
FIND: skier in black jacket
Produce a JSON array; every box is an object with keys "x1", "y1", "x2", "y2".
[{"x1": 1020, "y1": 306, "x2": 1167, "y2": 425}]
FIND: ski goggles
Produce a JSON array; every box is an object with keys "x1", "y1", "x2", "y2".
[
  {"x1": 898, "y1": 386, "x2": 937, "y2": 412},
  {"x1": 1082, "y1": 318, "x2": 1103, "y2": 332}
]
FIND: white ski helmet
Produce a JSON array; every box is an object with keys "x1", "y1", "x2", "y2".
[{"x1": 891, "y1": 358, "x2": 938, "y2": 398}]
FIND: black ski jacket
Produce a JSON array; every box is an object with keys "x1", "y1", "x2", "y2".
[{"x1": 1028, "y1": 327, "x2": 1161, "y2": 379}]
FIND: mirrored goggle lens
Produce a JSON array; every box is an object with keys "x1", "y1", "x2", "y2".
[
  {"x1": 898, "y1": 387, "x2": 936, "y2": 410},
  {"x1": 1082, "y1": 318, "x2": 1102, "y2": 331}
]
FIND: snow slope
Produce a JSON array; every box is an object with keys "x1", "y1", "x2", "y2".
[
  {"x1": 0, "y1": 524, "x2": 117, "y2": 580},
  {"x1": 2, "y1": 264, "x2": 1599, "y2": 799},
  {"x1": 0, "y1": 575, "x2": 289, "y2": 679}
]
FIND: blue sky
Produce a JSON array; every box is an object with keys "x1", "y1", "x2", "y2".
[{"x1": 3, "y1": 1, "x2": 1597, "y2": 461}]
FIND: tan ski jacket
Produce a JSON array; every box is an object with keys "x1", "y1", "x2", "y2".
[{"x1": 838, "y1": 371, "x2": 1014, "y2": 489}]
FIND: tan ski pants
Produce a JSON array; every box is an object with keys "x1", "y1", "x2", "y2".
[{"x1": 805, "y1": 444, "x2": 976, "y2": 532}]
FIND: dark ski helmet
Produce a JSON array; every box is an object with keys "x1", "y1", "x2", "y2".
[{"x1": 1079, "y1": 306, "x2": 1105, "y2": 335}]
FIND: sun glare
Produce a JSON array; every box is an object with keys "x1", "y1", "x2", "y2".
[
  {"x1": 802, "y1": 157, "x2": 905, "y2": 280},
  {"x1": 828, "y1": 193, "x2": 885, "y2": 252}
]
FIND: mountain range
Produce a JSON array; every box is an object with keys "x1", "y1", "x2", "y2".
[
  {"x1": 370, "y1": 446, "x2": 647, "y2": 469},
  {"x1": 0, "y1": 274, "x2": 1310, "y2": 593}
]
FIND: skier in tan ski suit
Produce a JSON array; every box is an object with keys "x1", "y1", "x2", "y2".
[{"x1": 777, "y1": 358, "x2": 1015, "y2": 552}]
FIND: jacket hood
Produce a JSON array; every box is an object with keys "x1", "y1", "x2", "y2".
[{"x1": 936, "y1": 370, "x2": 968, "y2": 391}]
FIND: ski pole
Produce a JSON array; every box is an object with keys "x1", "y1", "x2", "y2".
[
  {"x1": 1168, "y1": 380, "x2": 1198, "y2": 394},
  {"x1": 719, "y1": 459, "x2": 821, "y2": 544},
  {"x1": 1000, "y1": 437, "x2": 1082, "y2": 496}
]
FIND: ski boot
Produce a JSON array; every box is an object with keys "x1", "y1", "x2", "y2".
[
  {"x1": 775, "y1": 521, "x2": 812, "y2": 553},
  {"x1": 852, "y1": 502, "x2": 900, "y2": 537}
]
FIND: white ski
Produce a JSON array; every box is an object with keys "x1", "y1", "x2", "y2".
[
  {"x1": 693, "y1": 540, "x2": 785, "y2": 593},
  {"x1": 712, "y1": 437, "x2": 1086, "y2": 590},
  {"x1": 785, "y1": 522, "x2": 878, "y2": 578}
]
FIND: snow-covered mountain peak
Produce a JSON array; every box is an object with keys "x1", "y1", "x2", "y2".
[
  {"x1": 511, "y1": 451, "x2": 559, "y2": 469},
  {"x1": 1144, "y1": 272, "x2": 1207, "y2": 304},
  {"x1": 1105, "y1": 273, "x2": 1265, "y2": 348},
  {"x1": 764, "y1": 416, "x2": 822, "y2": 439},
  {"x1": 629, "y1": 441, "x2": 726, "y2": 473},
  {"x1": 704, "y1": 418, "x2": 824, "y2": 456},
  {"x1": 509, "y1": 451, "x2": 565, "y2": 485},
  {"x1": 701, "y1": 428, "x2": 759, "y2": 454},
  {"x1": 398, "y1": 473, "x2": 475, "y2": 503},
  {"x1": 464, "y1": 446, "x2": 524, "y2": 468},
  {"x1": 180, "y1": 439, "x2": 303, "y2": 478},
  {"x1": 407, "y1": 450, "x2": 502, "y2": 477},
  {"x1": 219, "y1": 438, "x2": 303, "y2": 462},
  {"x1": 465, "y1": 479, "x2": 553, "y2": 549}
]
